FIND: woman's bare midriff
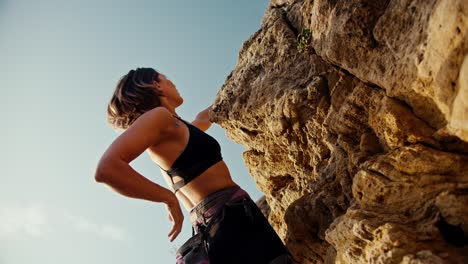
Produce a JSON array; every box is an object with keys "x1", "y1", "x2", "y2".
[{"x1": 174, "y1": 161, "x2": 237, "y2": 210}]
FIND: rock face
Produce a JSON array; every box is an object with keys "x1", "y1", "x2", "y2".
[{"x1": 211, "y1": 0, "x2": 468, "y2": 263}]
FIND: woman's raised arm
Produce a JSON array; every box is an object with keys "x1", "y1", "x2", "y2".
[{"x1": 191, "y1": 105, "x2": 213, "y2": 131}]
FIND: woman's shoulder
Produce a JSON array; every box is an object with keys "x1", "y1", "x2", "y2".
[
  {"x1": 133, "y1": 107, "x2": 174, "y2": 130},
  {"x1": 143, "y1": 106, "x2": 173, "y2": 118}
]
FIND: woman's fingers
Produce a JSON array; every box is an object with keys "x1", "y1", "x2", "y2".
[
  {"x1": 168, "y1": 213, "x2": 182, "y2": 241},
  {"x1": 166, "y1": 202, "x2": 184, "y2": 242},
  {"x1": 168, "y1": 223, "x2": 181, "y2": 241}
]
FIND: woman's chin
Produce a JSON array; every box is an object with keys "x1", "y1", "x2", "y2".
[{"x1": 177, "y1": 97, "x2": 184, "y2": 106}]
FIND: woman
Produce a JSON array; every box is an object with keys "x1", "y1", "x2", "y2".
[{"x1": 95, "y1": 68, "x2": 292, "y2": 263}]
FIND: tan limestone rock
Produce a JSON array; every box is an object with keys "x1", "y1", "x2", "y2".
[{"x1": 210, "y1": 0, "x2": 468, "y2": 263}]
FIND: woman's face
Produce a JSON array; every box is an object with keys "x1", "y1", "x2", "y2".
[{"x1": 155, "y1": 74, "x2": 184, "y2": 107}]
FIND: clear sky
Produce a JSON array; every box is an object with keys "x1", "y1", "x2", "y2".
[{"x1": 0, "y1": 1, "x2": 269, "y2": 263}]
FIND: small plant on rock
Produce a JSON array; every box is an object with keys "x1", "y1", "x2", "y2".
[{"x1": 297, "y1": 28, "x2": 312, "y2": 54}]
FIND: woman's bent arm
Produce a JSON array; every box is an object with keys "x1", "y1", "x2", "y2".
[
  {"x1": 94, "y1": 107, "x2": 183, "y2": 241},
  {"x1": 95, "y1": 158, "x2": 183, "y2": 241},
  {"x1": 95, "y1": 158, "x2": 174, "y2": 204}
]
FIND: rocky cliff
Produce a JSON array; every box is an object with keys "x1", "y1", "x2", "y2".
[{"x1": 210, "y1": 0, "x2": 467, "y2": 263}]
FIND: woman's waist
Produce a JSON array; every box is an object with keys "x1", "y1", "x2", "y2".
[{"x1": 189, "y1": 185, "x2": 250, "y2": 225}]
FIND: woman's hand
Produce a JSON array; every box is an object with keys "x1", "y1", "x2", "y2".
[
  {"x1": 164, "y1": 195, "x2": 184, "y2": 242},
  {"x1": 192, "y1": 105, "x2": 213, "y2": 131}
]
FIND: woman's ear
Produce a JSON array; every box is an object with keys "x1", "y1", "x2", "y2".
[{"x1": 153, "y1": 81, "x2": 164, "y2": 96}]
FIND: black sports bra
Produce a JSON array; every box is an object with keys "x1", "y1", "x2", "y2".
[{"x1": 159, "y1": 116, "x2": 223, "y2": 192}]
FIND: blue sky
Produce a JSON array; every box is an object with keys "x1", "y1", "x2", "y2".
[{"x1": 0, "y1": 1, "x2": 269, "y2": 263}]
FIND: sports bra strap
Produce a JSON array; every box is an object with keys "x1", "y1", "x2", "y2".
[
  {"x1": 157, "y1": 164, "x2": 184, "y2": 192},
  {"x1": 172, "y1": 179, "x2": 185, "y2": 192}
]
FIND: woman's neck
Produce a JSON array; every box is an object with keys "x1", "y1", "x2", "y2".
[{"x1": 159, "y1": 100, "x2": 178, "y2": 117}]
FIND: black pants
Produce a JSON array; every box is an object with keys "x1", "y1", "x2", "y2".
[{"x1": 205, "y1": 198, "x2": 292, "y2": 264}]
